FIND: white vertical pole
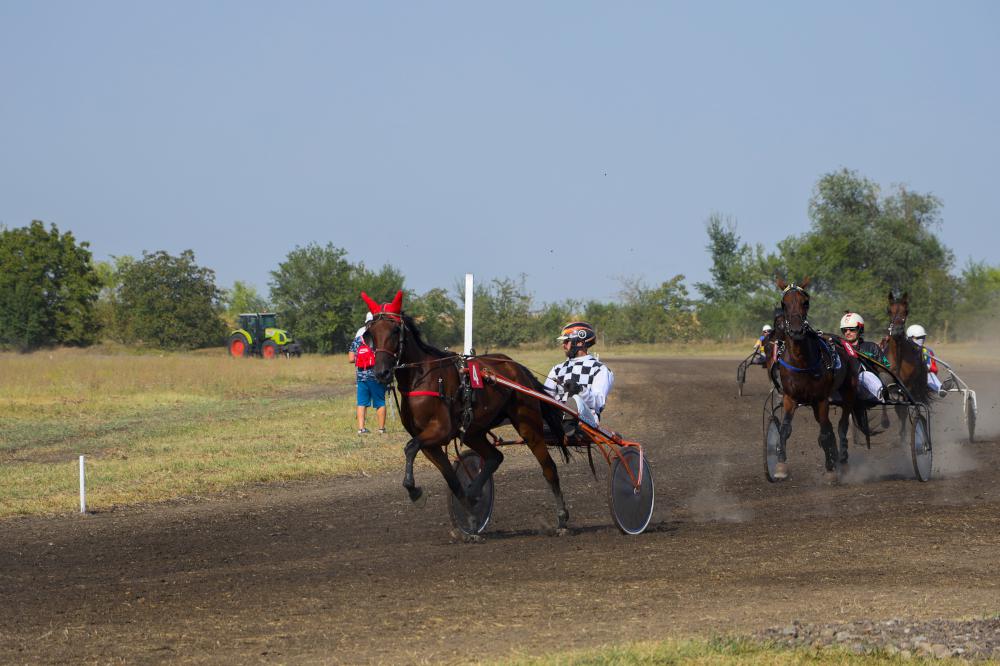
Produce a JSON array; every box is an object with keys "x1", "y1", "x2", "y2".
[
  {"x1": 79, "y1": 455, "x2": 86, "y2": 514},
  {"x1": 463, "y1": 273, "x2": 474, "y2": 356}
]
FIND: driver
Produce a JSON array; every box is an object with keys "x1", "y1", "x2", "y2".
[
  {"x1": 840, "y1": 311, "x2": 886, "y2": 402},
  {"x1": 906, "y1": 324, "x2": 946, "y2": 396},
  {"x1": 544, "y1": 321, "x2": 614, "y2": 427},
  {"x1": 751, "y1": 324, "x2": 773, "y2": 365}
]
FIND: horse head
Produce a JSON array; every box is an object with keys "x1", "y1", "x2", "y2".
[
  {"x1": 886, "y1": 291, "x2": 909, "y2": 338},
  {"x1": 361, "y1": 290, "x2": 405, "y2": 385},
  {"x1": 776, "y1": 276, "x2": 811, "y2": 341}
]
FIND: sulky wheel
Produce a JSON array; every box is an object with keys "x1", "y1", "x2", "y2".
[
  {"x1": 261, "y1": 340, "x2": 279, "y2": 359},
  {"x1": 608, "y1": 447, "x2": 655, "y2": 535},
  {"x1": 966, "y1": 393, "x2": 977, "y2": 443},
  {"x1": 447, "y1": 450, "x2": 495, "y2": 536},
  {"x1": 910, "y1": 412, "x2": 932, "y2": 482},
  {"x1": 228, "y1": 334, "x2": 249, "y2": 358},
  {"x1": 764, "y1": 415, "x2": 782, "y2": 482}
]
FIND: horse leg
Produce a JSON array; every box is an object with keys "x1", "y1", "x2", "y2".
[
  {"x1": 510, "y1": 407, "x2": 569, "y2": 532},
  {"x1": 402, "y1": 438, "x2": 424, "y2": 503},
  {"x1": 420, "y1": 445, "x2": 466, "y2": 502},
  {"x1": 461, "y1": 433, "x2": 504, "y2": 502},
  {"x1": 812, "y1": 401, "x2": 838, "y2": 473},
  {"x1": 895, "y1": 404, "x2": 908, "y2": 445},
  {"x1": 837, "y1": 405, "x2": 851, "y2": 465},
  {"x1": 775, "y1": 396, "x2": 797, "y2": 479}
]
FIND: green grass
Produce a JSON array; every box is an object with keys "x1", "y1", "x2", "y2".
[{"x1": 503, "y1": 636, "x2": 968, "y2": 665}]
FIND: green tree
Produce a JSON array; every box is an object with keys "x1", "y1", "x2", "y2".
[
  {"x1": 114, "y1": 250, "x2": 227, "y2": 349},
  {"x1": 269, "y1": 243, "x2": 404, "y2": 353},
  {"x1": 951, "y1": 261, "x2": 1000, "y2": 340},
  {"x1": 472, "y1": 276, "x2": 534, "y2": 349},
  {"x1": 407, "y1": 287, "x2": 462, "y2": 349},
  {"x1": 224, "y1": 281, "x2": 269, "y2": 324},
  {"x1": 0, "y1": 220, "x2": 101, "y2": 350},
  {"x1": 695, "y1": 214, "x2": 779, "y2": 340},
  {"x1": 778, "y1": 169, "x2": 955, "y2": 331}
]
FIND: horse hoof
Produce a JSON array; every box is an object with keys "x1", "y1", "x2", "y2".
[
  {"x1": 555, "y1": 527, "x2": 571, "y2": 537},
  {"x1": 773, "y1": 462, "x2": 789, "y2": 480},
  {"x1": 408, "y1": 488, "x2": 427, "y2": 508}
]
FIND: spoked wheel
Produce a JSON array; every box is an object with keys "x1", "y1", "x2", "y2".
[
  {"x1": 910, "y1": 412, "x2": 932, "y2": 482},
  {"x1": 228, "y1": 334, "x2": 249, "y2": 358},
  {"x1": 965, "y1": 392, "x2": 977, "y2": 443},
  {"x1": 764, "y1": 415, "x2": 782, "y2": 482},
  {"x1": 447, "y1": 450, "x2": 494, "y2": 536},
  {"x1": 608, "y1": 447, "x2": 655, "y2": 535}
]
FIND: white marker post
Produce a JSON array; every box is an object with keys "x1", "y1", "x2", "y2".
[
  {"x1": 79, "y1": 455, "x2": 87, "y2": 514},
  {"x1": 463, "y1": 273, "x2": 474, "y2": 356}
]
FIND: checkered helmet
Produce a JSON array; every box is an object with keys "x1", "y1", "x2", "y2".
[{"x1": 556, "y1": 321, "x2": 596, "y2": 347}]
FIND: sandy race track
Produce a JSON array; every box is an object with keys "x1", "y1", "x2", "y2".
[{"x1": 2, "y1": 357, "x2": 998, "y2": 664}]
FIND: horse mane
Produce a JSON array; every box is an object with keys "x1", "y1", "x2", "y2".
[{"x1": 403, "y1": 313, "x2": 458, "y2": 359}]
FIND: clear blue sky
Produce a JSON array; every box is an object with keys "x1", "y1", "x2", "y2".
[{"x1": 2, "y1": 2, "x2": 997, "y2": 304}]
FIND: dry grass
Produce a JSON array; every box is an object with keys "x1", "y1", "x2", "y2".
[{"x1": 0, "y1": 349, "x2": 401, "y2": 518}]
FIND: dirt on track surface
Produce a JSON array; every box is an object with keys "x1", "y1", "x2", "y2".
[{"x1": 2, "y1": 357, "x2": 999, "y2": 664}]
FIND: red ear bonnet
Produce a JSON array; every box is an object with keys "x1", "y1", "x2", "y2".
[
  {"x1": 384, "y1": 290, "x2": 403, "y2": 315},
  {"x1": 360, "y1": 292, "x2": 382, "y2": 314}
]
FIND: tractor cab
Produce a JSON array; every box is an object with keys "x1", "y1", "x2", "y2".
[{"x1": 228, "y1": 313, "x2": 302, "y2": 359}]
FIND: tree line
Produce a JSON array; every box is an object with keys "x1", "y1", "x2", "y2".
[{"x1": 2, "y1": 169, "x2": 997, "y2": 353}]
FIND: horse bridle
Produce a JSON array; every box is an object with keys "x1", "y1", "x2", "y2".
[
  {"x1": 366, "y1": 312, "x2": 406, "y2": 373},
  {"x1": 780, "y1": 284, "x2": 811, "y2": 337},
  {"x1": 886, "y1": 305, "x2": 907, "y2": 337}
]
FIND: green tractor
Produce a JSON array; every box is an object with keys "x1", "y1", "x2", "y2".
[{"x1": 228, "y1": 313, "x2": 302, "y2": 359}]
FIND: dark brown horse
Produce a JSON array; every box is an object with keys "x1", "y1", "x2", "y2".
[
  {"x1": 773, "y1": 278, "x2": 860, "y2": 479},
  {"x1": 884, "y1": 291, "x2": 929, "y2": 438},
  {"x1": 362, "y1": 291, "x2": 571, "y2": 532}
]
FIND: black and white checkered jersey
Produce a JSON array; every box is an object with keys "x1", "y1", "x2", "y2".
[{"x1": 544, "y1": 354, "x2": 615, "y2": 415}]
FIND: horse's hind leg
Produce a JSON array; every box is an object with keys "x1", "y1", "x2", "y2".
[
  {"x1": 895, "y1": 404, "x2": 908, "y2": 444},
  {"x1": 775, "y1": 396, "x2": 797, "y2": 479},
  {"x1": 461, "y1": 433, "x2": 504, "y2": 502},
  {"x1": 421, "y1": 445, "x2": 466, "y2": 502},
  {"x1": 837, "y1": 406, "x2": 851, "y2": 464},
  {"x1": 510, "y1": 409, "x2": 568, "y2": 531}
]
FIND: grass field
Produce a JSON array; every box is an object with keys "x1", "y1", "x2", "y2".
[{"x1": 1, "y1": 339, "x2": 991, "y2": 519}]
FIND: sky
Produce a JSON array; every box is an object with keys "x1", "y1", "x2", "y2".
[{"x1": 2, "y1": 2, "x2": 998, "y2": 305}]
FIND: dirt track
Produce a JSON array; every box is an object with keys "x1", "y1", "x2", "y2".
[{"x1": 2, "y1": 357, "x2": 998, "y2": 664}]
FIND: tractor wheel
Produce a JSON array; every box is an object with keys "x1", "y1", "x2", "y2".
[
  {"x1": 228, "y1": 334, "x2": 249, "y2": 358},
  {"x1": 261, "y1": 341, "x2": 279, "y2": 359}
]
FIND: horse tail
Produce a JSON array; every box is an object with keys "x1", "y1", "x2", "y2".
[{"x1": 522, "y1": 369, "x2": 572, "y2": 463}]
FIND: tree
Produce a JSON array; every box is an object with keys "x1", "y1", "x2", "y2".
[
  {"x1": 269, "y1": 243, "x2": 404, "y2": 353},
  {"x1": 0, "y1": 220, "x2": 101, "y2": 350},
  {"x1": 224, "y1": 281, "x2": 269, "y2": 323},
  {"x1": 407, "y1": 287, "x2": 462, "y2": 349},
  {"x1": 778, "y1": 169, "x2": 955, "y2": 331},
  {"x1": 472, "y1": 276, "x2": 534, "y2": 349},
  {"x1": 114, "y1": 250, "x2": 227, "y2": 349}
]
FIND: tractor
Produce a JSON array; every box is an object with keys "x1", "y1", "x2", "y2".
[{"x1": 228, "y1": 313, "x2": 302, "y2": 359}]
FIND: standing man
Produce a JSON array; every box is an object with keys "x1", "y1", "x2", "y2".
[{"x1": 348, "y1": 312, "x2": 387, "y2": 434}]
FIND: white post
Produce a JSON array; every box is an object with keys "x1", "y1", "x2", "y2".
[
  {"x1": 463, "y1": 273, "x2": 474, "y2": 356},
  {"x1": 79, "y1": 455, "x2": 86, "y2": 514}
]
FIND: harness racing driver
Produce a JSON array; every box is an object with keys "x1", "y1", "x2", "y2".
[
  {"x1": 544, "y1": 321, "x2": 614, "y2": 428},
  {"x1": 840, "y1": 311, "x2": 886, "y2": 402}
]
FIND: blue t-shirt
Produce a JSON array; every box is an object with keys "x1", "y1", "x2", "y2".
[{"x1": 349, "y1": 336, "x2": 378, "y2": 382}]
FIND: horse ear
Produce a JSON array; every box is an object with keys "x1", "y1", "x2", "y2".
[
  {"x1": 776, "y1": 277, "x2": 787, "y2": 291},
  {"x1": 360, "y1": 291, "x2": 382, "y2": 314},
  {"x1": 800, "y1": 276, "x2": 811, "y2": 290},
  {"x1": 888, "y1": 290, "x2": 895, "y2": 302},
  {"x1": 384, "y1": 290, "x2": 403, "y2": 315}
]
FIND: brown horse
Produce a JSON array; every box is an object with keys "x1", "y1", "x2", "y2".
[
  {"x1": 884, "y1": 291, "x2": 929, "y2": 438},
  {"x1": 362, "y1": 291, "x2": 571, "y2": 532},
  {"x1": 773, "y1": 278, "x2": 860, "y2": 479}
]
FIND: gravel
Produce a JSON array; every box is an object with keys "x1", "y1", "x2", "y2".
[{"x1": 757, "y1": 617, "x2": 1000, "y2": 661}]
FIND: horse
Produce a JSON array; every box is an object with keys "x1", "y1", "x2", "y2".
[
  {"x1": 884, "y1": 291, "x2": 929, "y2": 439},
  {"x1": 772, "y1": 277, "x2": 861, "y2": 479},
  {"x1": 361, "y1": 291, "x2": 572, "y2": 533}
]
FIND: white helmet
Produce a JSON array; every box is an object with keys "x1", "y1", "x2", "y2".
[
  {"x1": 906, "y1": 324, "x2": 926, "y2": 340},
  {"x1": 762, "y1": 324, "x2": 773, "y2": 333},
  {"x1": 840, "y1": 312, "x2": 865, "y2": 330}
]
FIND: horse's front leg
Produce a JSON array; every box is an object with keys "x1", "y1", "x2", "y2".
[
  {"x1": 402, "y1": 438, "x2": 424, "y2": 503},
  {"x1": 775, "y1": 395, "x2": 797, "y2": 480},
  {"x1": 837, "y1": 405, "x2": 852, "y2": 465},
  {"x1": 812, "y1": 401, "x2": 838, "y2": 474}
]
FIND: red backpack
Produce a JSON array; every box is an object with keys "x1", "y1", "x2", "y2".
[{"x1": 355, "y1": 340, "x2": 376, "y2": 369}]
